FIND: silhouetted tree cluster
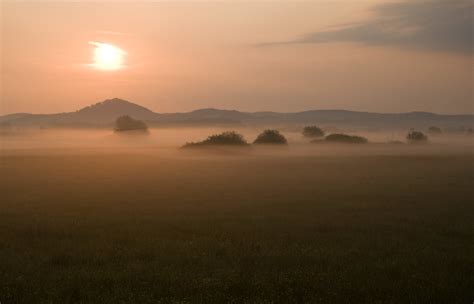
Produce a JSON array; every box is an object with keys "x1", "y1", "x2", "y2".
[
  {"x1": 183, "y1": 130, "x2": 290, "y2": 148},
  {"x1": 253, "y1": 130, "x2": 288, "y2": 145},
  {"x1": 114, "y1": 115, "x2": 148, "y2": 132},
  {"x1": 407, "y1": 131, "x2": 428, "y2": 143},
  {"x1": 302, "y1": 126, "x2": 325, "y2": 139},
  {"x1": 428, "y1": 126, "x2": 442, "y2": 135},
  {"x1": 324, "y1": 133, "x2": 368, "y2": 144},
  {"x1": 183, "y1": 131, "x2": 249, "y2": 147}
]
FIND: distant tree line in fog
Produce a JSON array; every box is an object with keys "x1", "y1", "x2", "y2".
[
  {"x1": 114, "y1": 116, "x2": 148, "y2": 132},
  {"x1": 111, "y1": 115, "x2": 474, "y2": 147}
]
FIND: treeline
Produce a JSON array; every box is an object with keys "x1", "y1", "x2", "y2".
[
  {"x1": 113, "y1": 115, "x2": 472, "y2": 147},
  {"x1": 182, "y1": 126, "x2": 432, "y2": 148}
]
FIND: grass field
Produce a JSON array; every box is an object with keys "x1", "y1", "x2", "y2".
[{"x1": 1, "y1": 139, "x2": 473, "y2": 303}]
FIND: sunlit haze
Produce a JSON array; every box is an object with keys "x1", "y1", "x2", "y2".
[
  {"x1": 89, "y1": 42, "x2": 126, "y2": 71},
  {"x1": 1, "y1": 1, "x2": 473, "y2": 303},
  {"x1": 1, "y1": 1, "x2": 472, "y2": 114}
]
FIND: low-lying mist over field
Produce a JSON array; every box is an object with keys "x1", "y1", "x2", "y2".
[
  {"x1": 2, "y1": 117, "x2": 473, "y2": 303},
  {"x1": 2, "y1": 126, "x2": 472, "y2": 158},
  {"x1": 1, "y1": 126, "x2": 473, "y2": 303},
  {"x1": 3, "y1": 0, "x2": 474, "y2": 301}
]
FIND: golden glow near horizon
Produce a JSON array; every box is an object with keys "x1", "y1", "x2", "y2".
[
  {"x1": 2, "y1": 2, "x2": 473, "y2": 115},
  {"x1": 89, "y1": 42, "x2": 126, "y2": 71}
]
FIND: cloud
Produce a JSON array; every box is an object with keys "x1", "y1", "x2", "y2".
[{"x1": 262, "y1": 0, "x2": 473, "y2": 54}]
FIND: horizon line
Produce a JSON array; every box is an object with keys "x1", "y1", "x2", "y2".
[{"x1": 1, "y1": 98, "x2": 473, "y2": 117}]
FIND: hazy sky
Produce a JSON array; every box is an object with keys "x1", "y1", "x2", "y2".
[{"x1": 1, "y1": 0, "x2": 472, "y2": 115}]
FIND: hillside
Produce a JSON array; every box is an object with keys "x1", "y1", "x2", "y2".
[{"x1": 0, "y1": 98, "x2": 472, "y2": 129}]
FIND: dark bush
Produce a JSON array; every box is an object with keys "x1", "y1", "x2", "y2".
[
  {"x1": 114, "y1": 115, "x2": 148, "y2": 132},
  {"x1": 253, "y1": 130, "x2": 288, "y2": 145},
  {"x1": 428, "y1": 126, "x2": 442, "y2": 134},
  {"x1": 407, "y1": 131, "x2": 428, "y2": 143},
  {"x1": 324, "y1": 133, "x2": 368, "y2": 144},
  {"x1": 183, "y1": 131, "x2": 249, "y2": 148},
  {"x1": 302, "y1": 126, "x2": 325, "y2": 138}
]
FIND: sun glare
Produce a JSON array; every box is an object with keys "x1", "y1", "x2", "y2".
[{"x1": 89, "y1": 42, "x2": 126, "y2": 71}]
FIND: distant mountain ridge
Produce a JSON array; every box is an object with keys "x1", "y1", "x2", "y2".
[{"x1": 1, "y1": 98, "x2": 472, "y2": 129}]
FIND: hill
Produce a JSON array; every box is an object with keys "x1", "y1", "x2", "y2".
[{"x1": 0, "y1": 98, "x2": 472, "y2": 129}]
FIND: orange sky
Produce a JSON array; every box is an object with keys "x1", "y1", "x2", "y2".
[{"x1": 1, "y1": 0, "x2": 472, "y2": 114}]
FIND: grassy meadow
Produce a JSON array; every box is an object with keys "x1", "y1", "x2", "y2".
[{"x1": 1, "y1": 128, "x2": 473, "y2": 303}]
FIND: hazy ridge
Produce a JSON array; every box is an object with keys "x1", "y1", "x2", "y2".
[{"x1": 1, "y1": 98, "x2": 472, "y2": 129}]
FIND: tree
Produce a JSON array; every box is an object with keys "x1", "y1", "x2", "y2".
[
  {"x1": 114, "y1": 115, "x2": 148, "y2": 132},
  {"x1": 183, "y1": 131, "x2": 249, "y2": 147},
  {"x1": 302, "y1": 126, "x2": 325, "y2": 139},
  {"x1": 428, "y1": 126, "x2": 442, "y2": 135},
  {"x1": 324, "y1": 133, "x2": 368, "y2": 144},
  {"x1": 406, "y1": 131, "x2": 428, "y2": 143},
  {"x1": 253, "y1": 130, "x2": 288, "y2": 145}
]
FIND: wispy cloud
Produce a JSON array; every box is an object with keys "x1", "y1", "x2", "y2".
[{"x1": 260, "y1": 0, "x2": 473, "y2": 54}]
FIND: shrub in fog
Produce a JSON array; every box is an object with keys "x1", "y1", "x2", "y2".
[
  {"x1": 302, "y1": 126, "x2": 325, "y2": 139},
  {"x1": 114, "y1": 115, "x2": 148, "y2": 132},
  {"x1": 406, "y1": 131, "x2": 428, "y2": 143},
  {"x1": 183, "y1": 131, "x2": 249, "y2": 148},
  {"x1": 324, "y1": 133, "x2": 368, "y2": 144},
  {"x1": 253, "y1": 130, "x2": 288, "y2": 145},
  {"x1": 428, "y1": 126, "x2": 442, "y2": 135}
]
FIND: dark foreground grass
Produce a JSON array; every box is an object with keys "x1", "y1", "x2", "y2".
[{"x1": 0, "y1": 151, "x2": 473, "y2": 303}]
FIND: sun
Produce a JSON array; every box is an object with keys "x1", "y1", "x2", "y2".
[{"x1": 89, "y1": 42, "x2": 126, "y2": 71}]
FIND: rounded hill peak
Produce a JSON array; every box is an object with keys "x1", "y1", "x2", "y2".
[{"x1": 75, "y1": 98, "x2": 157, "y2": 122}]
